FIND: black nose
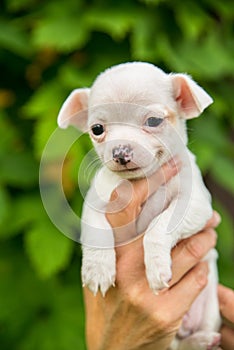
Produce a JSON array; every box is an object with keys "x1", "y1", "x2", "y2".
[{"x1": 112, "y1": 144, "x2": 133, "y2": 165}]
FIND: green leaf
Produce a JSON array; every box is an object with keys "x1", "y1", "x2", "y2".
[
  {"x1": 170, "y1": 33, "x2": 234, "y2": 79},
  {"x1": 0, "y1": 20, "x2": 31, "y2": 57},
  {"x1": 58, "y1": 64, "x2": 94, "y2": 90},
  {"x1": 22, "y1": 81, "x2": 65, "y2": 119},
  {"x1": 0, "y1": 187, "x2": 10, "y2": 225},
  {"x1": 214, "y1": 200, "x2": 234, "y2": 289},
  {"x1": 85, "y1": 7, "x2": 139, "y2": 41},
  {"x1": 189, "y1": 142, "x2": 215, "y2": 173},
  {"x1": 131, "y1": 12, "x2": 159, "y2": 60},
  {"x1": 25, "y1": 221, "x2": 74, "y2": 279},
  {"x1": 0, "y1": 151, "x2": 38, "y2": 187},
  {"x1": 0, "y1": 240, "x2": 85, "y2": 350},
  {"x1": 139, "y1": 0, "x2": 166, "y2": 5},
  {"x1": 211, "y1": 156, "x2": 234, "y2": 195},
  {"x1": 33, "y1": 15, "x2": 89, "y2": 52},
  {"x1": 0, "y1": 112, "x2": 19, "y2": 156},
  {"x1": 0, "y1": 194, "x2": 46, "y2": 239},
  {"x1": 7, "y1": 0, "x2": 37, "y2": 12},
  {"x1": 33, "y1": 118, "x2": 58, "y2": 159},
  {"x1": 175, "y1": 2, "x2": 211, "y2": 40},
  {"x1": 19, "y1": 285, "x2": 85, "y2": 350}
]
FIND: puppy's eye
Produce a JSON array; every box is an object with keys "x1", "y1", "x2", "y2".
[
  {"x1": 144, "y1": 117, "x2": 163, "y2": 127},
  {"x1": 91, "y1": 124, "x2": 104, "y2": 136}
]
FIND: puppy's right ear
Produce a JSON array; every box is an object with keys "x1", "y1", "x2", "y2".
[{"x1": 57, "y1": 88, "x2": 90, "y2": 131}]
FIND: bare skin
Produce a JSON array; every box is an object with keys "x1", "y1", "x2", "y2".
[{"x1": 83, "y1": 159, "x2": 233, "y2": 350}]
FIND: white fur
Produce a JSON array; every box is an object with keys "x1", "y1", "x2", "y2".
[{"x1": 58, "y1": 62, "x2": 221, "y2": 349}]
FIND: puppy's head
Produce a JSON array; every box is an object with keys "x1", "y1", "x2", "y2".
[{"x1": 58, "y1": 62, "x2": 213, "y2": 179}]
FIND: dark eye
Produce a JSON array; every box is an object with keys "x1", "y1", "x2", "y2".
[
  {"x1": 91, "y1": 124, "x2": 104, "y2": 136},
  {"x1": 144, "y1": 117, "x2": 163, "y2": 127}
]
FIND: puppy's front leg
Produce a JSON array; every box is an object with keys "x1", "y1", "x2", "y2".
[
  {"x1": 81, "y1": 204, "x2": 116, "y2": 296},
  {"x1": 144, "y1": 197, "x2": 212, "y2": 293},
  {"x1": 143, "y1": 212, "x2": 174, "y2": 293},
  {"x1": 82, "y1": 245, "x2": 116, "y2": 296}
]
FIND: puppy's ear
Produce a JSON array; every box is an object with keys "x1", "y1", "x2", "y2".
[
  {"x1": 171, "y1": 74, "x2": 213, "y2": 119},
  {"x1": 57, "y1": 88, "x2": 90, "y2": 131}
]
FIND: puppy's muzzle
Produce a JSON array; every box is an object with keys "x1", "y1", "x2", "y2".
[{"x1": 112, "y1": 144, "x2": 133, "y2": 165}]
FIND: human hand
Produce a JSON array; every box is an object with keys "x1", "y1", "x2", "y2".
[
  {"x1": 84, "y1": 216, "x2": 219, "y2": 350},
  {"x1": 218, "y1": 284, "x2": 234, "y2": 350},
  {"x1": 106, "y1": 157, "x2": 181, "y2": 245},
  {"x1": 83, "y1": 158, "x2": 220, "y2": 350}
]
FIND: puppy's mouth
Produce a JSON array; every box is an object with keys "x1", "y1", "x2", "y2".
[
  {"x1": 113, "y1": 166, "x2": 144, "y2": 180},
  {"x1": 105, "y1": 160, "x2": 147, "y2": 179},
  {"x1": 106, "y1": 160, "x2": 141, "y2": 172},
  {"x1": 117, "y1": 166, "x2": 140, "y2": 172}
]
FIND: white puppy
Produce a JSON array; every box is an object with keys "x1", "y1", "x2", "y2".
[{"x1": 58, "y1": 62, "x2": 221, "y2": 349}]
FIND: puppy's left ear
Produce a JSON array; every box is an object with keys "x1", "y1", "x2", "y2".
[
  {"x1": 171, "y1": 74, "x2": 213, "y2": 119},
  {"x1": 57, "y1": 88, "x2": 90, "y2": 131}
]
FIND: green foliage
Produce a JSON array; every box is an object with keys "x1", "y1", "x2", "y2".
[
  {"x1": 0, "y1": 0, "x2": 233, "y2": 349},
  {"x1": 25, "y1": 221, "x2": 74, "y2": 279}
]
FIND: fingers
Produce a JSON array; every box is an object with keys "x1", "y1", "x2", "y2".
[
  {"x1": 169, "y1": 210, "x2": 220, "y2": 286},
  {"x1": 161, "y1": 262, "x2": 209, "y2": 320},
  {"x1": 220, "y1": 325, "x2": 234, "y2": 350},
  {"x1": 109, "y1": 157, "x2": 181, "y2": 211},
  {"x1": 218, "y1": 284, "x2": 234, "y2": 324},
  {"x1": 134, "y1": 156, "x2": 182, "y2": 204},
  {"x1": 106, "y1": 156, "x2": 181, "y2": 228},
  {"x1": 204, "y1": 211, "x2": 221, "y2": 229},
  {"x1": 170, "y1": 228, "x2": 217, "y2": 286}
]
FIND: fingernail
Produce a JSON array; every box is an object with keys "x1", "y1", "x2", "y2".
[{"x1": 213, "y1": 211, "x2": 221, "y2": 226}]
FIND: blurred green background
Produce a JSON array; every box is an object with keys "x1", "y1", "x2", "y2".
[{"x1": 0, "y1": 0, "x2": 234, "y2": 349}]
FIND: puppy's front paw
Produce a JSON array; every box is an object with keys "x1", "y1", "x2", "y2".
[
  {"x1": 82, "y1": 247, "x2": 116, "y2": 296},
  {"x1": 144, "y1": 245, "x2": 172, "y2": 293}
]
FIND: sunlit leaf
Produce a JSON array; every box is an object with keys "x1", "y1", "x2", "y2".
[
  {"x1": 33, "y1": 16, "x2": 89, "y2": 52},
  {"x1": 0, "y1": 20, "x2": 31, "y2": 57},
  {"x1": 25, "y1": 220, "x2": 74, "y2": 279}
]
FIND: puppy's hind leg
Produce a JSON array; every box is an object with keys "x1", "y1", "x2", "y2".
[
  {"x1": 172, "y1": 250, "x2": 221, "y2": 350},
  {"x1": 199, "y1": 249, "x2": 221, "y2": 332},
  {"x1": 175, "y1": 331, "x2": 221, "y2": 350}
]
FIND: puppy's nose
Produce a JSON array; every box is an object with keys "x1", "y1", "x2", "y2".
[{"x1": 112, "y1": 144, "x2": 133, "y2": 165}]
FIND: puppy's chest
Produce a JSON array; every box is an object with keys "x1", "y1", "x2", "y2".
[{"x1": 136, "y1": 178, "x2": 178, "y2": 234}]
